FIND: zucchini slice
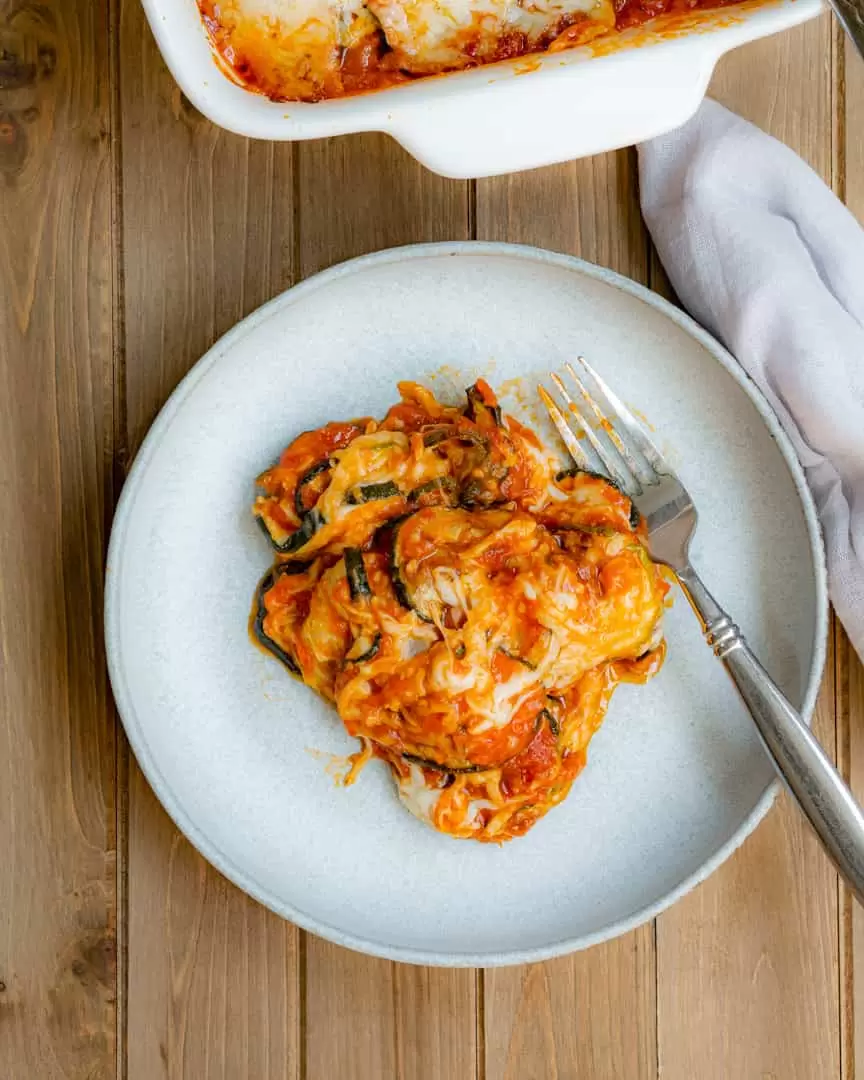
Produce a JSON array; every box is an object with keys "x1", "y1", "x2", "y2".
[
  {"x1": 422, "y1": 427, "x2": 452, "y2": 448},
  {"x1": 422, "y1": 425, "x2": 488, "y2": 450},
  {"x1": 408, "y1": 477, "x2": 457, "y2": 507},
  {"x1": 294, "y1": 459, "x2": 332, "y2": 517},
  {"x1": 402, "y1": 752, "x2": 487, "y2": 775},
  {"x1": 388, "y1": 515, "x2": 433, "y2": 623},
  {"x1": 259, "y1": 507, "x2": 325, "y2": 555},
  {"x1": 403, "y1": 705, "x2": 560, "y2": 776},
  {"x1": 555, "y1": 466, "x2": 639, "y2": 530},
  {"x1": 497, "y1": 646, "x2": 537, "y2": 671},
  {"x1": 555, "y1": 465, "x2": 619, "y2": 488},
  {"x1": 465, "y1": 383, "x2": 503, "y2": 427},
  {"x1": 344, "y1": 547, "x2": 372, "y2": 602},
  {"x1": 252, "y1": 565, "x2": 308, "y2": 675},
  {"x1": 458, "y1": 478, "x2": 490, "y2": 508},
  {"x1": 345, "y1": 631, "x2": 381, "y2": 664},
  {"x1": 346, "y1": 480, "x2": 401, "y2": 505},
  {"x1": 538, "y1": 706, "x2": 560, "y2": 738}
]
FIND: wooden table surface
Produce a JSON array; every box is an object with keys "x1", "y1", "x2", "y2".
[{"x1": 2, "y1": 2, "x2": 864, "y2": 1076}]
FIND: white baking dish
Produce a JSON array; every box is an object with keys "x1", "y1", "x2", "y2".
[{"x1": 141, "y1": 0, "x2": 821, "y2": 178}]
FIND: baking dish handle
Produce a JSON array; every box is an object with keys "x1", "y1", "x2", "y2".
[{"x1": 385, "y1": 44, "x2": 721, "y2": 179}]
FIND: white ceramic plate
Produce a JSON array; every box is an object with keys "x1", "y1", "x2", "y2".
[{"x1": 106, "y1": 243, "x2": 827, "y2": 966}]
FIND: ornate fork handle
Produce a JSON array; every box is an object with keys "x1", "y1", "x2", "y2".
[{"x1": 677, "y1": 563, "x2": 864, "y2": 903}]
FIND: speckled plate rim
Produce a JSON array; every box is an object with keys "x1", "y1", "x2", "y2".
[{"x1": 105, "y1": 241, "x2": 828, "y2": 967}]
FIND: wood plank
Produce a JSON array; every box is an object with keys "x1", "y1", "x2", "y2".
[
  {"x1": 841, "y1": 32, "x2": 864, "y2": 1080},
  {"x1": 0, "y1": 0, "x2": 118, "y2": 1076},
  {"x1": 657, "y1": 637, "x2": 840, "y2": 1079},
  {"x1": 838, "y1": 622, "x2": 862, "y2": 1080},
  {"x1": 710, "y1": 19, "x2": 834, "y2": 176},
  {"x1": 305, "y1": 943, "x2": 478, "y2": 1080},
  {"x1": 296, "y1": 132, "x2": 478, "y2": 1080},
  {"x1": 295, "y1": 133, "x2": 470, "y2": 275},
  {"x1": 476, "y1": 149, "x2": 658, "y2": 1080},
  {"x1": 846, "y1": 36, "x2": 864, "y2": 217},
  {"x1": 656, "y1": 22, "x2": 841, "y2": 1080},
  {"x1": 394, "y1": 964, "x2": 479, "y2": 1080},
  {"x1": 118, "y1": 9, "x2": 301, "y2": 1077},
  {"x1": 483, "y1": 937, "x2": 656, "y2": 1080},
  {"x1": 475, "y1": 148, "x2": 648, "y2": 271}
]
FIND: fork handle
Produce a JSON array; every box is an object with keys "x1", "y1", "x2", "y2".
[{"x1": 677, "y1": 563, "x2": 864, "y2": 904}]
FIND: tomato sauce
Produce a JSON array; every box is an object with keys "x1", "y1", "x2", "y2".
[
  {"x1": 615, "y1": 0, "x2": 741, "y2": 29},
  {"x1": 200, "y1": 0, "x2": 747, "y2": 103},
  {"x1": 251, "y1": 379, "x2": 668, "y2": 842}
]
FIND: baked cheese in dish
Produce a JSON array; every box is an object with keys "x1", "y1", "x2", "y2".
[
  {"x1": 199, "y1": 0, "x2": 385, "y2": 101},
  {"x1": 252, "y1": 380, "x2": 667, "y2": 842},
  {"x1": 199, "y1": 0, "x2": 738, "y2": 101},
  {"x1": 364, "y1": 0, "x2": 613, "y2": 74}
]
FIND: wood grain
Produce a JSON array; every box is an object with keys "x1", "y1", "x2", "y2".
[
  {"x1": 0, "y1": 2, "x2": 855, "y2": 1075},
  {"x1": 841, "y1": 34, "x2": 864, "y2": 1080},
  {"x1": 847, "y1": 39, "x2": 864, "y2": 217},
  {"x1": 483, "y1": 936, "x2": 657, "y2": 1080},
  {"x1": 305, "y1": 943, "x2": 478, "y2": 1080},
  {"x1": 0, "y1": 0, "x2": 118, "y2": 1076},
  {"x1": 838, "y1": 621, "x2": 862, "y2": 1080},
  {"x1": 295, "y1": 133, "x2": 470, "y2": 276},
  {"x1": 295, "y1": 132, "x2": 478, "y2": 1080},
  {"x1": 709, "y1": 19, "x2": 835, "y2": 176},
  {"x1": 476, "y1": 149, "x2": 658, "y2": 1080},
  {"x1": 118, "y1": 9, "x2": 301, "y2": 1078},
  {"x1": 475, "y1": 147, "x2": 648, "y2": 272},
  {"x1": 656, "y1": 640, "x2": 840, "y2": 1079},
  {"x1": 655, "y1": 23, "x2": 842, "y2": 1080}
]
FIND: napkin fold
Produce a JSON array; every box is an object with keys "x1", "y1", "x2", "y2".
[{"x1": 638, "y1": 99, "x2": 864, "y2": 663}]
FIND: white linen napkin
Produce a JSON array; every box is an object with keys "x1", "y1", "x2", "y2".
[{"x1": 638, "y1": 99, "x2": 864, "y2": 662}]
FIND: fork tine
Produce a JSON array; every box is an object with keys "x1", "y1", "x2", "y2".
[
  {"x1": 550, "y1": 372, "x2": 635, "y2": 493},
  {"x1": 572, "y1": 355, "x2": 666, "y2": 477},
  {"x1": 537, "y1": 384, "x2": 593, "y2": 471},
  {"x1": 564, "y1": 361, "x2": 651, "y2": 485}
]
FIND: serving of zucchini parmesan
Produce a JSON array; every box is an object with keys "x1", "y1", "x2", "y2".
[{"x1": 252, "y1": 380, "x2": 668, "y2": 842}]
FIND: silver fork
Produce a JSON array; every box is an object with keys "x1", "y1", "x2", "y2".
[{"x1": 541, "y1": 358, "x2": 864, "y2": 904}]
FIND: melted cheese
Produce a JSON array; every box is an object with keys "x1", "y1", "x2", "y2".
[
  {"x1": 252, "y1": 380, "x2": 667, "y2": 842},
  {"x1": 367, "y1": 0, "x2": 614, "y2": 72},
  {"x1": 201, "y1": 0, "x2": 382, "y2": 100},
  {"x1": 200, "y1": 0, "x2": 614, "y2": 100}
]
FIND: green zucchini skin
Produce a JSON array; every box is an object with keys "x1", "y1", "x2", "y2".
[
  {"x1": 294, "y1": 459, "x2": 332, "y2": 517},
  {"x1": 344, "y1": 547, "x2": 372, "y2": 602},
  {"x1": 347, "y1": 480, "x2": 402, "y2": 505},
  {"x1": 555, "y1": 465, "x2": 620, "y2": 489},
  {"x1": 346, "y1": 631, "x2": 381, "y2": 664},
  {"x1": 401, "y1": 705, "x2": 562, "y2": 778},
  {"x1": 423, "y1": 426, "x2": 488, "y2": 450},
  {"x1": 422, "y1": 427, "x2": 453, "y2": 448},
  {"x1": 538, "y1": 707, "x2": 560, "y2": 738},
  {"x1": 402, "y1": 752, "x2": 487, "y2": 775},
  {"x1": 346, "y1": 475, "x2": 459, "y2": 509},
  {"x1": 387, "y1": 514, "x2": 433, "y2": 623},
  {"x1": 465, "y1": 383, "x2": 503, "y2": 427},
  {"x1": 408, "y1": 477, "x2": 459, "y2": 509},
  {"x1": 497, "y1": 647, "x2": 537, "y2": 671},
  {"x1": 253, "y1": 564, "x2": 309, "y2": 675},
  {"x1": 555, "y1": 466, "x2": 639, "y2": 530},
  {"x1": 458, "y1": 479, "x2": 484, "y2": 507},
  {"x1": 258, "y1": 507, "x2": 325, "y2": 555}
]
